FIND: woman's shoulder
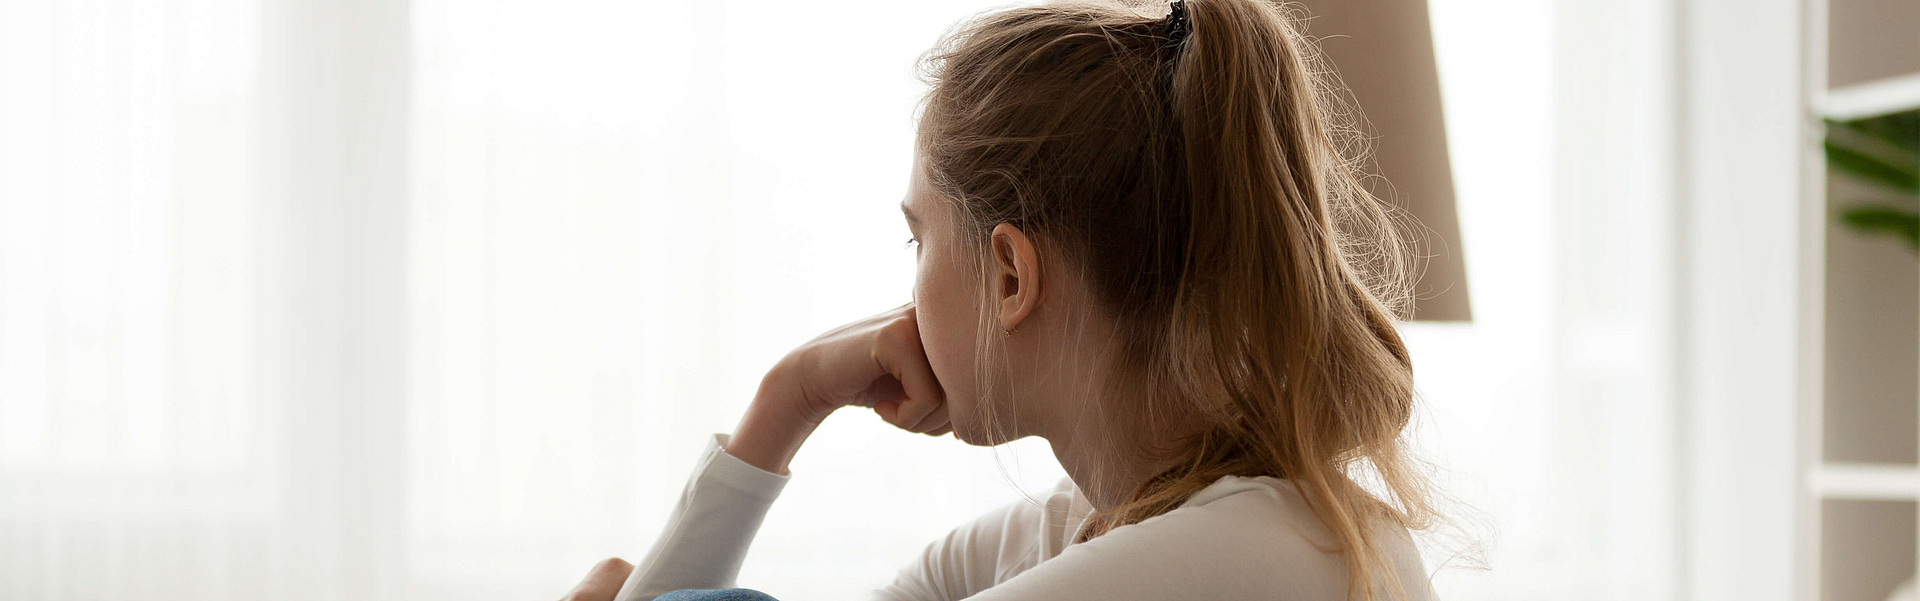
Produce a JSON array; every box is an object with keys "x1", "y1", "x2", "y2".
[
  {"x1": 1041, "y1": 475, "x2": 1431, "y2": 600},
  {"x1": 885, "y1": 474, "x2": 1431, "y2": 601},
  {"x1": 1052, "y1": 474, "x2": 1340, "y2": 550},
  {"x1": 1167, "y1": 474, "x2": 1339, "y2": 545},
  {"x1": 871, "y1": 476, "x2": 1090, "y2": 601},
  {"x1": 1080, "y1": 476, "x2": 1349, "y2": 579}
]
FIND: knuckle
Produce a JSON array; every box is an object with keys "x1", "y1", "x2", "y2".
[
  {"x1": 594, "y1": 557, "x2": 630, "y2": 571},
  {"x1": 878, "y1": 318, "x2": 906, "y2": 344},
  {"x1": 890, "y1": 312, "x2": 919, "y2": 337}
]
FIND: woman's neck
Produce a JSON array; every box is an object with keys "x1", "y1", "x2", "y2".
[
  {"x1": 1039, "y1": 387, "x2": 1199, "y2": 511},
  {"x1": 1008, "y1": 297, "x2": 1198, "y2": 511}
]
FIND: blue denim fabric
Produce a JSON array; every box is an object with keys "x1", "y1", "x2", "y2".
[{"x1": 655, "y1": 588, "x2": 780, "y2": 601}]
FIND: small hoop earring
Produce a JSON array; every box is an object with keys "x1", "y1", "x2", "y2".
[{"x1": 1002, "y1": 327, "x2": 1014, "y2": 337}]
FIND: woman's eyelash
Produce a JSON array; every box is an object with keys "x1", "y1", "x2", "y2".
[{"x1": 904, "y1": 237, "x2": 920, "y2": 250}]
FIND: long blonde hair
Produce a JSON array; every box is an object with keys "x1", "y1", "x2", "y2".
[{"x1": 915, "y1": 0, "x2": 1436, "y2": 599}]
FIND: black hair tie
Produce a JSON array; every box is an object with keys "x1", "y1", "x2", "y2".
[{"x1": 1163, "y1": 0, "x2": 1192, "y2": 48}]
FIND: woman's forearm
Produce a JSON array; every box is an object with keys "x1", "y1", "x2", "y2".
[{"x1": 725, "y1": 360, "x2": 825, "y2": 476}]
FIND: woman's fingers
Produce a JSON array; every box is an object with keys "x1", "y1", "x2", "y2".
[
  {"x1": 872, "y1": 314, "x2": 946, "y2": 433},
  {"x1": 908, "y1": 402, "x2": 948, "y2": 434},
  {"x1": 893, "y1": 304, "x2": 951, "y2": 435},
  {"x1": 558, "y1": 557, "x2": 633, "y2": 601},
  {"x1": 787, "y1": 302, "x2": 950, "y2": 435}
]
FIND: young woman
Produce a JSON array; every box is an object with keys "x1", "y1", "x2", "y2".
[{"x1": 563, "y1": 0, "x2": 1438, "y2": 599}]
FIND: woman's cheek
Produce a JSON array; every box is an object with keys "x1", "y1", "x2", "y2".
[
  {"x1": 913, "y1": 295, "x2": 957, "y2": 392},
  {"x1": 919, "y1": 309, "x2": 980, "y2": 441},
  {"x1": 915, "y1": 266, "x2": 973, "y2": 410}
]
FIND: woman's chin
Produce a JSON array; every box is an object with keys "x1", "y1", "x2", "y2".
[
  {"x1": 950, "y1": 421, "x2": 1024, "y2": 447},
  {"x1": 949, "y1": 424, "x2": 988, "y2": 446}
]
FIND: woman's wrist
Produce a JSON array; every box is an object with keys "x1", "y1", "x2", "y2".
[{"x1": 725, "y1": 359, "x2": 829, "y2": 476}]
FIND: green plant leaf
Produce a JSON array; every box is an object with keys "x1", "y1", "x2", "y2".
[
  {"x1": 1839, "y1": 206, "x2": 1920, "y2": 251},
  {"x1": 1828, "y1": 113, "x2": 1920, "y2": 154},
  {"x1": 1852, "y1": 112, "x2": 1919, "y2": 154},
  {"x1": 1825, "y1": 139, "x2": 1920, "y2": 194}
]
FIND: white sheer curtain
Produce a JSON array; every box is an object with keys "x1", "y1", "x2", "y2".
[{"x1": 0, "y1": 1, "x2": 1681, "y2": 600}]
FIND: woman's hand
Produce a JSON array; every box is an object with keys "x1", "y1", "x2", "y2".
[
  {"x1": 783, "y1": 302, "x2": 952, "y2": 432},
  {"x1": 555, "y1": 558, "x2": 632, "y2": 601},
  {"x1": 725, "y1": 303, "x2": 951, "y2": 474}
]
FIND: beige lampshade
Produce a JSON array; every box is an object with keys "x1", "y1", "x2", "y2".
[{"x1": 1295, "y1": 0, "x2": 1472, "y2": 322}]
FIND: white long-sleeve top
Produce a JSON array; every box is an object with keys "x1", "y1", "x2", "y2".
[{"x1": 614, "y1": 433, "x2": 1432, "y2": 601}]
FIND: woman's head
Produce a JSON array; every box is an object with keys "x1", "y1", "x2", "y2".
[{"x1": 906, "y1": 0, "x2": 1434, "y2": 598}]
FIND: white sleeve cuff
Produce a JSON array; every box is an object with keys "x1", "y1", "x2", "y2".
[
  {"x1": 704, "y1": 432, "x2": 791, "y2": 501},
  {"x1": 613, "y1": 432, "x2": 791, "y2": 601}
]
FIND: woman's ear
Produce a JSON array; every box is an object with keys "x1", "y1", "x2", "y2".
[{"x1": 989, "y1": 223, "x2": 1041, "y2": 333}]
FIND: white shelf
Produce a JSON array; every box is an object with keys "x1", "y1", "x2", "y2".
[
  {"x1": 1822, "y1": 71, "x2": 1920, "y2": 121},
  {"x1": 1811, "y1": 462, "x2": 1920, "y2": 501}
]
